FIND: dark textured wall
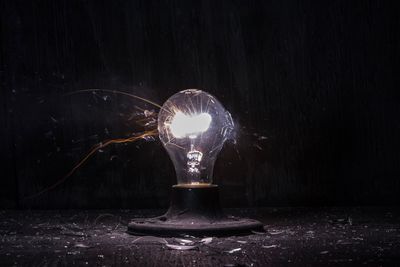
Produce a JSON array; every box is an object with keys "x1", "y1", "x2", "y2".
[{"x1": 1, "y1": 0, "x2": 399, "y2": 209}]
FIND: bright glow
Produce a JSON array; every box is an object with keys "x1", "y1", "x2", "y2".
[
  {"x1": 158, "y1": 89, "x2": 235, "y2": 185},
  {"x1": 169, "y1": 112, "x2": 212, "y2": 138}
]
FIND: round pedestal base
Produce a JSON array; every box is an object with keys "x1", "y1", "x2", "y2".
[
  {"x1": 127, "y1": 216, "x2": 263, "y2": 237},
  {"x1": 127, "y1": 185, "x2": 264, "y2": 237}
]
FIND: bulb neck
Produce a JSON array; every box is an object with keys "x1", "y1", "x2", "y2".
[{"x1": 173, "y1": 183, "x2": 217, "y2": 189}]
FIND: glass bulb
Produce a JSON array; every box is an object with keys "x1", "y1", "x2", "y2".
[{"x1": 158, "y1": 89, "x2": 235, "y2": 186}]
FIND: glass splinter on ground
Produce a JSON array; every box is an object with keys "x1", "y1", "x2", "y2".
[{"x1": 1, "y1": 207, "x2": 399, "y2": 266}]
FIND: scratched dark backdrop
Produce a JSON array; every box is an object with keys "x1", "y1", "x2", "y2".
[{"x1": 1, "y1": 0, "x2": 399, "y2": 209}]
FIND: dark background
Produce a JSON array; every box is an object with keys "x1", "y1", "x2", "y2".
[{"x1": 1, "y1": 0, "x2": 399, "y2": 209}]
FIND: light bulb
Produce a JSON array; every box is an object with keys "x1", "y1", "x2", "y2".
[
  {"x1": 158, "y1": 89, "x2": 235, "y2": 186},
  {"x1": 128, "y1": 89, "x2": 263, "y2": 236}
]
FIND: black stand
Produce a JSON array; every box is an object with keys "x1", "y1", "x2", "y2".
[{"x1": 127, "y1": 185, "x2": 264, "y2": 237}]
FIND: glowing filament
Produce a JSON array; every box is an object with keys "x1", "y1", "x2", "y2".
[
  {"x1": 168, "y1": 112, "x2": 212, "y2": 138},
  {"x1": 187, "y1": 149, "x2": 203, "y2": 173}
]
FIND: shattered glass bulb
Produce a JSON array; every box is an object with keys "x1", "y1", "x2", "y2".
[{"x1": 158, "y1": 89, "x2": 235, "y2": 186}]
